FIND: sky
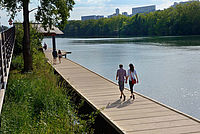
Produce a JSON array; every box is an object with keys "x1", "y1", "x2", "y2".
[{"x1": 0, "y1": 0, "x2": 190, "y2": 26}]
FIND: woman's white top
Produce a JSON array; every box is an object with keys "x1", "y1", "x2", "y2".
[{"x1": 127, "y1": 69, "x2": 137, "y2": 81}]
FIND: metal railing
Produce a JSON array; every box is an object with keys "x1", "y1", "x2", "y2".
[{"x1": 0, "y1": 26, "x2": 15, "y2": 113}]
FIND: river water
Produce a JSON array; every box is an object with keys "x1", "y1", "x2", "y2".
[{"x1": 43, "y1": 38, "x2": 200, "y2": 120}]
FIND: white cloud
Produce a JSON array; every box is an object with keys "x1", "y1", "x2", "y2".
[
  {"x1": 87, "y1": 0, "x2": 111, "y2": 4},
  {"x1": 155, "y1": 0, "x2": 191, "y2": 9},
  {"x1": 157, "y1": 1, "x2": 174, "y2": 9},
  {"x1": 0, "y1": 1, "x2": 38, "y2": 26},
  {"x1": 70, "y1": 0, "x2": 196, "y2": 20},
  {"x1": 0, "y1": 10, "x2": 12, "y2": 26},
  {"x1": 70, "y1": 6, "x2": 113, "y2": 20},
  {"x1": 1, "y1": 0, "x2": 196, "y2": 23}
]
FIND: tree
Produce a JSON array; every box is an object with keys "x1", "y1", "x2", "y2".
[{"x1": 0, "y1": 0, "x2": 75, "y2": 72}]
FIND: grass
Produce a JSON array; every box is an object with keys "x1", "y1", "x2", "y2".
[{"x1": 0, "y1": 49, "x2": 95, "y2": 133}]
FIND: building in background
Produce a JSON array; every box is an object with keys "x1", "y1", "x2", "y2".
[
  {"x1": 108, "y1": 8, "x2": 120, "y2": 18},
  {"x1": 116, "y1": 8, "x2": 120, "y2": 15},
  {"x1": 132, "y1": 5, "x2": 156, "y2": 16},
  {"x1": 172, "y1": 0, "x2": 199, "y2": 7},
  {"x1": 81, "y1": 15, "x2": 104, "y2": 21},
  {"x1": 82, "y1": 5, "x2": 157, "y2": 20},
  {"x1": 122, "y1": 12, "x2": 128, "y2": 16}
]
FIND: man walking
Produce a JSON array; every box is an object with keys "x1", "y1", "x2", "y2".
[
  {"x1": 52, "y1": 50, "x2": 58, "y2": 65},
  {"x1": 116, "y1": 64, "x2": 126, "y2": 101}
]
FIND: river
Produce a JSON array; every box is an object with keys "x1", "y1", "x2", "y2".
[{"x1": 43, "y1": 37, "x2": 200, "y2": 120}]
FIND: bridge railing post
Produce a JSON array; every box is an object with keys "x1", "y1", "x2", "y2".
[
  {"x1": 0, "y1": 33, "x2": 4, "y2": 89},
  {"x1": 0, "y1": 26, "x2": 15, "y2": 90},
  {"x1": 0, "y1": 26, "x2": 15, "y2": 114},
  {"x1": 2, "y1": 32, "x2": 7, "y2": 77}
]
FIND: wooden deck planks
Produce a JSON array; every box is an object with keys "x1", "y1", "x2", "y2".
[
  {"x1": 123, "y1": 119, "x2": 199, "y2": 132},
  {"x1": 115, "y1": 115, "x2": 189, "y2": 126},
  {"x1": 44, "y1": 50, "x2": 200, "y2": 134},
  {"x1": 127, "y1": 125, "x2": 200, "y2": 134}
]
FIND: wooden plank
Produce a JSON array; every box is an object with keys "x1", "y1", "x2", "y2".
[
  {"x1": 104, "y1": 103, "x2": 163, "y2": 112},
  {"x1": 127, "y1": 125, "x2": 200, "y2": 134},
  {"x1": 124, "y1": 119, "x2": 199, "y2": 132},
  {"x1": 104, "y1": 107, "x2": 169, "y2": 116},
  {"x1": 108, "y1": 110, "x2": 176, "y2": 121},
  {"x1": 96, "y1": 99, "x2": 155, "y2": 108},
  {"x1": 115, "y1": 114, "x2": 188, "y2": 126}
]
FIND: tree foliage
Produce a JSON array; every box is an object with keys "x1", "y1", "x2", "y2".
[
  {"x1": 0, "y1": 0, "x2": 75, "y2": 28},
  {"x1": 14, "y1": 23, "x2": 43, "y2": 56},
  {"x1": 0, "y1": 0, "x2": 75, "y2": 72},
  {"x1": 63, "y1": 2, "x2": 200, "y2": 37}
]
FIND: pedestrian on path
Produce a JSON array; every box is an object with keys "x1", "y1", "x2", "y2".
[
  {"x1": 116, "y1": 64, "x2": 126, "y2": 101},
  {"x1": 43, "y1": 42, "x2": 47, "y2": 50},
  {"x1": 126, "y1": 63, "x2": 139, "y2": 100},
  {"x1": 52, "y1": 50, "x2": 58, "y2": 65},
  {"x1": 58, "y1": 50, "x2": 62, "y2": 63}
]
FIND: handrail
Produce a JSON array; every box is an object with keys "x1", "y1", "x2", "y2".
[{"x1": 0, "y1": 26, "x2": 15, "y2": 114}]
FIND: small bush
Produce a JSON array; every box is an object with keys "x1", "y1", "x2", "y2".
[
  {"x1": 10, "y1": 55, "x2": 24, "y2": 70},
  {"x1": 0, "y1": 51, "x2": 95, "y2": 133},
  {"x1": 1, "y1": 23, "x2": 96, "y2": 133}
]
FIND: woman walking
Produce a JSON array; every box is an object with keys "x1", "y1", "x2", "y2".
[{"x1": 126, "y1": 63, "x2": 139, "y2": 100}]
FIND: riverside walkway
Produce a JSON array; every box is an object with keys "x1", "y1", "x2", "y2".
[{"x1": 45, "y1": 49, "x2": 200, "y2": 134}]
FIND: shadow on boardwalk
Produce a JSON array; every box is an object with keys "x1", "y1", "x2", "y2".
[{"x1": 106, "y1": 98, "x2": 134, "y2": 109}]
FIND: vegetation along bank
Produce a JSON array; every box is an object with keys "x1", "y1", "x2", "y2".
[
  {"x1": 0, "y1": 25, "x2": 96, "y2": 134},
  {"x1": 63, "y1": 2, "x2": 200, "y2": 37}
]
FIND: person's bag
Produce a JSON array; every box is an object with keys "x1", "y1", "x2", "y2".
[
  {"x1": 130, "y1": 70, "x2": 136, "y2": 84},
  {"x1": 131, "y1": 77, "x2": 136, "y2": 84}
]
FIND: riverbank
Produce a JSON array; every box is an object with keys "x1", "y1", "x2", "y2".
[
  {"x1": 0, "y1": 50, "x2": 95, "y2": 133},
  {"x1": 66, "y1": 35, "x2": 200, "y2": 46},
  {"x1": 133, "y1": 35, "x2": 200, "y2": 46}
]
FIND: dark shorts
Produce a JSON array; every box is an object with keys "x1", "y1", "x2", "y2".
[{"x1": 118, "y1": 81, "x2": 124, "y2": 91}]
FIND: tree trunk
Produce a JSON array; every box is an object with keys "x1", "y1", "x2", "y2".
[{"x1": 23, "y1": 0, "x2": 32, "y2": 72}]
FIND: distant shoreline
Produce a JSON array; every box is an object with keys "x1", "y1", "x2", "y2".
[{"x1": 47, "y1": 35, "x2": 200, "y2": 46}]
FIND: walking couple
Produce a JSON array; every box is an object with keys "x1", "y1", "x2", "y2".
[{"x1": 116, "y1": 64, "x2": 139, "y2": 101}]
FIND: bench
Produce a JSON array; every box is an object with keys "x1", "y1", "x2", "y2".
[{"x1": 61, "y1": 51, "x2": 72, "y2": 58}]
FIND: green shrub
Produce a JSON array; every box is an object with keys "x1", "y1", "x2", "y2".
[
  {"x1": 0, "y1": 50, "x2": 94, "y2": 133},
  {"x1": 14, "y1": 23, "x2": 43, "y2": 56},
  {"x1": 1, "y1": 23, "x2": 96, "y2": 133},
  {"x1": 10, "y1": 55, "x2": 24, "y2": 70}
]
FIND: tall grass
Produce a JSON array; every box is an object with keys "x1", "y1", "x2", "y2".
[{"x1": 0, "y1": 49, "x2": 95, "y2": 133}]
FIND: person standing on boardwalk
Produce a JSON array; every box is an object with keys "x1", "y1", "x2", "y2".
[
  {"x1": 52, "y1": 50, "x2": 58, "y2": 65},
  {"x1": 58, "y1": 50, "x2": 62, "y2": 63},
  {"x1": 126, "y1": 63, "x2": 139, "y2": 100},
  {"x1": 43, "y1": 42, "x2": 47, "y2": 50},
  {"x1": 116, "y1": 64, "x2": 126, "y2": 101}
]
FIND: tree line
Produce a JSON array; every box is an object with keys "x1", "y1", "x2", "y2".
[{"x1": 63, "y1": 2, "x2": 200, "y2": 37}]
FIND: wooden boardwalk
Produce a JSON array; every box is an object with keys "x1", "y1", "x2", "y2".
[
  {"x1": 0, "y1": 34, "x2": 4, "y2": 113},
  {"x1": 45, "y1": 49, "x2": 200, "y2": 134}
]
